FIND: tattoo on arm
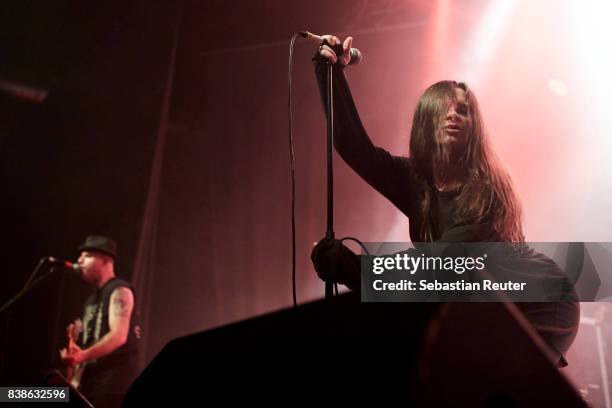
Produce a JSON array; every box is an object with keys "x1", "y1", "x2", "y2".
[{"x1": 111, "y1": 287, "x2": 133, "y2": 318}]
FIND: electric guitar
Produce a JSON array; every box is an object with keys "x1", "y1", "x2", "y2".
[{"x1": 64, "y1": 320, "x2": 85, "y2": 389}]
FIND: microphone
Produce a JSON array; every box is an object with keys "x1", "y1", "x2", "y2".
[
  {"x1": 299, "y1": 31, "x2": 362, "y2": 65},
  {"x1": 47, "y1": 257, "x2": 81, "y2": 274}
]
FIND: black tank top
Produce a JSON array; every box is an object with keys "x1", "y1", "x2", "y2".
[{"x1": 79, "y1": 278, "x2": 141, "y2": 396}]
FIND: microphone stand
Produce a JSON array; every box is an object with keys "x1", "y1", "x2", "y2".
[
  {"x1": 0, "y1": 258, "x2": 61, "y2": 314},
  {"x1": 0, "y1": 258, "x2": 61, "y2": 376},
  {"x1": 325, "y1": 62, "x2": 335, "y2": 300}
]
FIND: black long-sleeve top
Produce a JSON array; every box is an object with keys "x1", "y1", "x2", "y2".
[
  {"x1": 312, "y1": 58, "x2": 580, "y2": 365},
  {"x1": 314, "y1": 59, "x2": 500, "y2": 243}
]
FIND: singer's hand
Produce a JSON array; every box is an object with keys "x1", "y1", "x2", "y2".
[
  {"x1": 318, "y1": 35, "x2": 353, "y2": 66},
  {"x1": 311, "y1": 237, "x2": 360, "y2": 289}
]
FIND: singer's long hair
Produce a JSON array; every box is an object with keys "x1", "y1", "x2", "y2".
[{"x1": 409, "y1": 80, "x2": 524, "y2": 243}]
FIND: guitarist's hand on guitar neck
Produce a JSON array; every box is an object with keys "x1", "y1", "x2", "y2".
[
  {"x1": 60, "y1": 320, "x2": 83, "y2": 364},
  {"x1": 59, "y1": 319, "x2": 85, "y2": 388}
]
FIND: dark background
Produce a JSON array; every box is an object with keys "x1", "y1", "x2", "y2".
[{"x1": 0, "y1": 1, "x2": 176, "y2": 384}]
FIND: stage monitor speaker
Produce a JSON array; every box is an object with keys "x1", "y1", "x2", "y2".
[
  {"x1": 124, "y1": 293, "x2": 586, "y2": 406},
  {"x1": 416, "y1": 302, "x2": 586, "y2": 406}
]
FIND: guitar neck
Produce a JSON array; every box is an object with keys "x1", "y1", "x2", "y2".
[{"x1": 64, "y1": 322, "x2": 82, "y2": 386}]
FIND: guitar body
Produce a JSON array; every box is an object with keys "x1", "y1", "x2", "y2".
[{"x1": 71, "y1": 364, "x2": 85, "y2": 389}]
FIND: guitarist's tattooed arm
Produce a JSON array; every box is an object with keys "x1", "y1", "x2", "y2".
[{"x1": 60, "y1": 287, "x2": 134, "y2": 367}]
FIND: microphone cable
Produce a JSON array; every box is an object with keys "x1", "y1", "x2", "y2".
[{"x1": 288, "y1": 33, "x2": 298, "y2": 307}]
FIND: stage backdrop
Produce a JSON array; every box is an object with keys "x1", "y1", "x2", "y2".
[{"x1": 2, "y1": 1, "x2": 612, "y2": 394}]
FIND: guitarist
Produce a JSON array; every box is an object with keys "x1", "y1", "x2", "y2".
[{"x1": 60, "y1": 235, "x2": 141, "y2": 408}]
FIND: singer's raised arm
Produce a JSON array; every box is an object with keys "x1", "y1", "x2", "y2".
[{"x1": 312, "y1": 43, "x2": 418, "y2": 220}]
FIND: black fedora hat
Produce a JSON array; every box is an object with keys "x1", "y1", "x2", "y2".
[{"x1": 78, "y1": 235, "x2": 118, "y2": 260}]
